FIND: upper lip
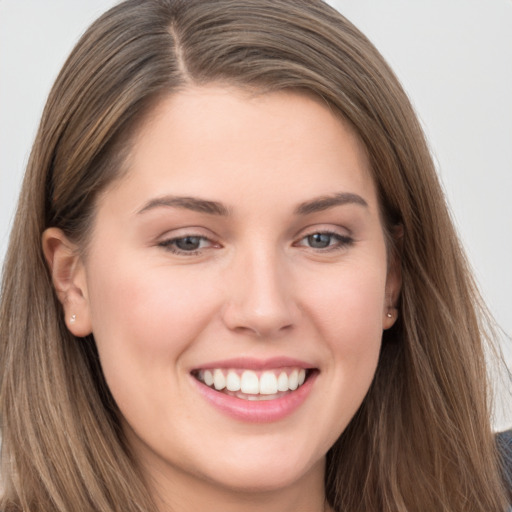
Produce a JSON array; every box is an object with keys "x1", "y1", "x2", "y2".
[{"x1": 191, "y1": 356, "x2": 315, "y2": 372}]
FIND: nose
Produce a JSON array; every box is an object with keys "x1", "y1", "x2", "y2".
[{"x1": 221, "y1": 247, "x2": 298, "y2": 338}]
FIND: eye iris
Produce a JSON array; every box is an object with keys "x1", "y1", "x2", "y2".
[
  {"x1": 175, "y1": 236, "x2": 202, "y2": 251},
  {"x1": 307, "y1": 233, "x2": 332, "y2": 248}
]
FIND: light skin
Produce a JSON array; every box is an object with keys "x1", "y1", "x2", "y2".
[{"x1": 44, "y1": 86, "x2": 400, "y2": 512}]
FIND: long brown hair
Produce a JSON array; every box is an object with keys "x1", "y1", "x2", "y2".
[{"x1": 0, "y1": 0, "x2": 509, "y2": 510}]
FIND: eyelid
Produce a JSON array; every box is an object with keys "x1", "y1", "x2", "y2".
[
  {"x1": 155, "y1": 225, "x2": 354, "y2": 256},
  {"x1": 293, "y1": 227, "x2": 354, "y2": 251},
  {"x1": 157, "y1": 229, "x2": 221, "y2": 256}
]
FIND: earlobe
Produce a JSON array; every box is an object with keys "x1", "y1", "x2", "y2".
[
  {"x1": 383, "y1": 268, "x2": 401, "y2": 330},
  {"x1": 383, "y1": 307, "x2": 398, "y2": 330},
  {"x1": 42, "y1": 227, "x2": 92, "y2": 337},
  {"x1": 383, "y1": 225, "x2": 403, "y2": 330}
]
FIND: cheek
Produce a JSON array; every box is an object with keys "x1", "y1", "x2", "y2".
[
  {"x1": 301, "y1": 257, "x2": 387, "y2": 408},
  {"x1": 305, "y1": 260, "x2": 387, "y2": 343},
  {"x1": 85, "y1": 257, "x2": 221, "y2": 369},
  {"x1": 83, "y1": 258, "x2": 225, "y2": 428}
]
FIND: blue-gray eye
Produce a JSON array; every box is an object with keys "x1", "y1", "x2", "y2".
[
  {"x1": 307, "y1": 233, "x2": 334, "y2": 248},
  {"x1": 174, "y1": 236, "x2": 203, "y2": 251},
  {"x1": 158, "y1": 234, "x2": 215, "y2": 255}
]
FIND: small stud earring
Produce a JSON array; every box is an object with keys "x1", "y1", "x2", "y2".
[
  {"x1": 70, "y1": 314, "x2": 76, "y2": 323},
  {"x1": 386, "y1": 312, "x2": 393, "y2": 318}
]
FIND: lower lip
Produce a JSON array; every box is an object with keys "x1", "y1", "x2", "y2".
[{"x1": 192, "y1": 372, "x2": 317, "y2": 423}]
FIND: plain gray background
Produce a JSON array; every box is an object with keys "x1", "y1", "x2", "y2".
[{"x1": 0, "y1": 0, "x2": 511, "y2": 429}]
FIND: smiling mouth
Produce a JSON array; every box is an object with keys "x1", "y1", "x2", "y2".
[{"x1": 192, "y1": 367, "x2": 313, "y2": 401}]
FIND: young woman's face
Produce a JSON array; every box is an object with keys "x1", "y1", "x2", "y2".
[{"x1": 70, "y1": 86, "x2": 399, "y2": 500}]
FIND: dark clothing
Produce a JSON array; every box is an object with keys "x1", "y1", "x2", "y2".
[{"x1": 497, "y1": 429, "x2": 512, "y2": 509}]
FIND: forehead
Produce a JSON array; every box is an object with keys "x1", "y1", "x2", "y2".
[{"x1": 100, "y1": 85, "x2": 377, "y2": 216}]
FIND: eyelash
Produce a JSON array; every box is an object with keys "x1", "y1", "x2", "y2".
[
  {"x1": 158, "y1": 230, "x2": 353, "y2": 256},
  {"x1": 158, "y1": 235, "x2": 213, "y2": 255},
  {"x1": 294, "y1": 231, "x2": 354, "y2": 252}
]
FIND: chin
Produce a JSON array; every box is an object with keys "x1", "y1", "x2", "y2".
[{"x1": 195, "y1": 445, "x2": 326, "y2": 495}]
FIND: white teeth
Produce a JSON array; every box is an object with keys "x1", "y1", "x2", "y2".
[
  {"x1": 288, "y1": 369, "x2": 299, "y2": 390},
  {"x1": 240, "y1": 370, "x2": 259, "y2": 394},
  {"x1": 226, "y1": 371, "x2": 241, "y2": 392},
  {"x1": 204, "y1": 370, "x2": 214, "y2": 387},
  {"x1": 277, "y1": 371, "x2": 289, "y2": 392},
  {"x1": 213, "y1": 369, "x2": 226, "y2": 390},
  {"x1": 259, "y1": 371, "x2": 278, "y2": 395},
  {"x1": 197, "y1": 367, "x2": 310, "y2": 396}
]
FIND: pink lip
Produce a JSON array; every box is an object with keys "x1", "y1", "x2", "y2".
[
  {"x1": 191, "y1": 370, "x2": 318, "y2": 423},
  {"x1": 192, "y1": 356, "x2": 314, "y2": 371}
]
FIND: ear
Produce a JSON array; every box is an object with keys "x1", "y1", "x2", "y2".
[
  {"x1": 42, "y1": 227, "x2": 92, "y2": 337},
  {"x1": 382, "y1": 226, "x2": 403, "y2": 330}
]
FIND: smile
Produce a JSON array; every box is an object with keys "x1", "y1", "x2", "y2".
[
  {"x1": 191, "y1": 358, "x2": 318, "y2": 422},
  {"x1": 194, "y1": 368, "x2": 309, "y2": 400}
]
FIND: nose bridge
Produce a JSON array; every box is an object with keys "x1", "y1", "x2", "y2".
[{"x1": 222, "y1": 241, "x2": 296, "y2": 337}]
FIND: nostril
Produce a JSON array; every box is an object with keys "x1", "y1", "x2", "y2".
[
  {"x1": 231, "y1": 321, "x2": 294, "y2": 338},
  {"x1": 220, "y1": 261, "x2": 299, "y2": 337},
  {"x1": 221, "y1": 300, "x2": 298, "y2": 338}
]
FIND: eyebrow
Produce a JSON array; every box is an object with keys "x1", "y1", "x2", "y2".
[
  {"x1": 294, "y1": 192, "x2": 368, "y2": 215},
  {"x1": 137, "y1": 196, "x2": 230, "y2": 216},
  {"x1": 136, "y1": 191, "x2": 368, "y2": 217}
]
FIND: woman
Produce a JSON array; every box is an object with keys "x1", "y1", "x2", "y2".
[{"x1": 0, "y1": 0, "x2": 510, "y2": 510}]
